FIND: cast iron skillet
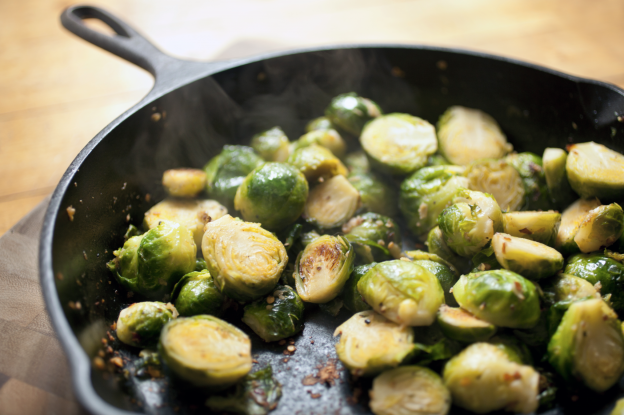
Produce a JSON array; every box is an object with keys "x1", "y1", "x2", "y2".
[{"x1": 40, "y1": 5, "x2": 624, "y2": 415}]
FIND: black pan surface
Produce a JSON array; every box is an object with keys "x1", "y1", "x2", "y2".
[{"x1": 40, "y1": 5, "x2": 624, "y2": 415}]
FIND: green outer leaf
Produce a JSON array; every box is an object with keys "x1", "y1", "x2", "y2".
[
  {"x1": 565, "y1": 253, "x2": 624, "y2": 311},
  {"x1": 108, "y1": 234, "x2": 144, "y2": 293},
  {"x1": 413, "y1": 259, "x2": 459, "y2": 307},
  {"x1": 348, "y1": 171, "x2": 397, "y2": 217},
  {"x1": 543, "y1": 147, "x2": 576, "y2": 210},
  {"x1": 342, "y1": 263, "x2": 375, "y2": 312},
  {"x1": 242, "y1": 285, "x2": 305, "y2": 342},
  {"x1": 426, "y1": 226, "x2": 473, "y2": 275},
  {"x1": 251, "y1": 127, "x2": 290, "y2": 162},
  {"x1": 506, "y1": 152, "x2": 553, "y2": 211},
  {"x1": 325, "y1": 92, "x2": 381, "y2": 136},
  {"x1": 117, "y1": 302, "x2": 174, "y2": 348},
  {"x1": 170, "y1": 270, "x2": 225, "y2": 317},
  {"x1": 343, "y1": 212, "x2": 400, "y2": 264}
]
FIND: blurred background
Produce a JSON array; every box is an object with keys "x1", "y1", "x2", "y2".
[{"x1": 2, "y1": 0, "x2": 624, "y2": 236}]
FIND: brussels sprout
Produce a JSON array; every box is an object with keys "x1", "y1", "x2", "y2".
[
  {"x1": 306, "y1": 116, "x2": 333, "y2": 132},
  {"x1": 411, "y1": 258, "x2": 459, "y2": 306},
  {"x1": 300, "y1": 230, "x2": 320, "y2": 247},
  {"x1": 325, "y1": 92, "x2": 382, "y2": 136},
  {"x1": 574, "y1": 203, "x2": 624, "y2": 253},
  {"x1": 438, "y1": 189, "x2": 504, "y2": 257},
  {"x1": 566, "y1": 141, "x2": 624, "y2": 200},
  {"x1": 195, "y1": 258, "x2": 207, "y2": 272},
  {"x1": 234, "y1": 162, "x2": 308, "y2": 231},
  {"x1": 144, "y1": 198, "x2": 228, "y2": 249},
  {"x1": 426, "y1": 226, "x2": 473, "y2": 275},
  {"x1": 204, "y1": 145, "x2": 264, "y2": 210},
  {"x1": 400, "y1": 165, "x2": 469, "y2": 238},
  {"x1": 505, "y1": 152, "x2": 552, "y2": 211},
  {"x1": 205, "y1": 365, "x2": 282, "y2": 415},
  {"x1": 250, "y1": 126, "x2": 290, "y2": 162},
  {"x1": 543, "y1": 147, "x2": 576, "y2": 209},
  {"x1": 492, "y1": 233, "x2": 563, "y2": 280},
  {"x1": 116, "y1": 302, "x2": 176, "y2": 347},
  {"x1": 357, "y1": 260, "x2": 444, "y2": 326},
  {"x1": 541, "y1": 273, "x2": 600, "y2": 307},
  {"x1": 162, "y1": 168, "x2": 206, "y2": 198},
  {"x1": 202, "y1": 215, "x2": 288, "y2": 302},
  {"x1": 502, "y1": 210, "x2": 561, "y2": 247},
  {"x1": 369, "y1": 366, "x2": 451, "y2": 415},
  {"x1": 465, "y1": 159, "x2": 524, "y2": 212},
  {"x1": 287, "y1": 144, "x2": 347, "y2": 182},
  {"x1": 124, "y1": 223, "x2": 141, "y2": 240},
  {"x1": 333, "y1": 310, "x2": 414, "y2": 376},
  {"x1": 342, "y1": 213, "x2": 401, "y2": 263},
  {"x1": 242, "y1": 285, "x2": 305, "y2": 342},
  {"x1": 555, "y1": 197, "x2": 601, "y2": 255},
  {"x1": 612, "y1": 398, "x2": 624, "y2": 415},
  {"x1": 405, "y1": 250, "x2": 459, "y2": 276},
  {"x1": 158, "y1": 315, "x2": 252, "y2": 388},
  {"x1": 109, "y1": 221, "x2": 196, "y2": 299},
  {"x1": 303, "y1": 175, "x2": 359, "y2": 229},
  {"x1": 360, "y1": 113, "x2": 438, "y2": 175},
  {"x1": 437, "y1": 305, "x2": 496, "y2": 343},
  {"x1": 348, "y1": 171, "x2": 397, "y2": 217},
  {"x1": 291, "y1": 129, "x2": 346, "y2": 158},
  {"x1": 452, "y1": 270, "x2": 541, "y2": 329},
  {"x1": 294, "y1": 235, "x2": 355, "y2": 303},
  {"x1": 470, "y1": 246, "x2": 501, "y2": 273},
  {"x1": 547, "y1": 298, "x2": 624, "y2": 392},
  {"x1": 443, "y1": 343, "x2": 539, "y2": 414},
  {"x1": 344, "y1": 151, "x2": 370, "y2": 174},
  {"x1": 276, "y1": 223, "x2": 302, "y2": 253},
  {"x1": 565, "y1": 252, "x2": 624, "y2": 311},
  {"x1": 487, "y1": 334, "x2": 533, "y2": 365},
  {"x1": 171, "y1": 270, "x2": 225, "y2": 317},
  {"x1": 342, "y1": 263, "x2": 375, "y2": 312},
  {"x1": 411, "y1": 337, "x2": 463, "y2": 366},
  {"x1": 437, "y1": 106, "x2": 513, "y2": 166},
  {"x1": 427, "y1": 153, "x2": 451, "y2": 166}
]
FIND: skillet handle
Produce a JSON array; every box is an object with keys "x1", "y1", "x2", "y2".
[{"x1": 61, "y1": 5, "x2": 210, "y2": 82}]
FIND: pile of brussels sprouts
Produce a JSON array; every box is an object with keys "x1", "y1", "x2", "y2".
[{"x1": 106, "y1": 91, "x2": 624, "y2": 415}]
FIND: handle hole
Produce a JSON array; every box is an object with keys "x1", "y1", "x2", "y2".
[{"x1": 82, "y1": 18, "x2": 118, "y2": 37}]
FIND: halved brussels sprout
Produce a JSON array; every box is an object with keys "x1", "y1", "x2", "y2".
[
  {"x1": 325, "y1": 92, "x2": 382, "y2": 136},
  {"x1": 426, "y1": 226, "x2": 473, "y2": 275},
  {"x1": 204, "y1": 145, "x2": 264, "y2": 210},
  {"x1": 573, "y1": 203, "x2": 624, "y2": 253},
  {"x1": 492, "y1": 233, "x2": 563, "y2": 280},
  {"x1": 452, "y1": 270, "x2": 540, "y2": 329},
  {"x1": 171, "y1": 270, "x2": 225, "y2": 317},
  {"x1": 234, "y1": 162, "x2": 308, "y2": 231},
  {"x1": 158, "y1": 315, "x2": 252, "y2": 388},
  {"x1": 555, "y1": 197, "x2": 601, "y2": 255},
  {"x1": 343, "y1": 213, "x2": 401, "y2": 263},
  {"x1": 502, "y1": 210, "x2": 561, "y2": 247},
  {"x1": 464, "y1": 158, "x2": 525, "y2": 212},
  {"x1": 333, "y1": 310, "x2": 414, "y2": 376},
  {"x1": 360, "y1": 113, "x2": 438, "y2": 175},
  {"x1": 202, "y1": 215, "x2": 288, "y2": 302},
  {"x1": 438, "y1": 189, "x2": 504, "y2": 257},
  {"x1": 205, "y1": 365, "x2": 282, "y2": 415},
  {"x1": 443, "y1": 342, "x2": 539, "y2": 414},
  {"x1": 437, "y1": 305, "x2": 496, "y2": 343},
  {"x1": 306, "y1": 116, "x2": 333, "y2": 132},
  {"x1": 566, "y1": 142, "x2": 624, "y2": 200},
  {"x1": 400, "y1": 165, "x2": 469, "y2": 238},
  {"x1": 505, "y1": 152, "x2": 552, "y2": 211},
  {"x1": 543, "y1": 147, "x2": 576, "y2": 209},
  {"x1": 241, "y1": 285, "x2": 305, "y2": 342},
  {"x1": 109, "y1": 220, "x2": 196, "y2": 299},
  {"x1": 344, "y1": 151, "x2": 370, "y2": 174},
  {"x1": 162, "y1": 168, "x2": 206, "y2": 198},
  {"x1": 291, "y1": 129, "x2": 346, "y2": 158},
  {"x1": 144, "y1": 198, "x2": 228, "y2": 249},
  {"x1": 342, "y1": 263, "x2": 375, "y2": 312},
  {"x1": 565, "y1": 253, "x2": 624, "y2": 311},
  {"x1": 541, "y1": 273, "x2": 600, "y2": 307},
  {"x1": 437, "y1": 106, "x2": 513, "y2": 166},
  {"x1": 116, "y1": 302, "x2": 176, "y2": 347},
  {"x1": 369, "y1": 366, "x2": 451, "y2": 415},
  {"x1": 547, "y1": 298, "x2": 624, "y2": 392},
  {"x1": 357, "y1": 260, "x2": 444, "y2": 326},
  {"x1": 348, "y1": 171, "x2": 397, "y2": 217},
  {"x1": 303, "y1": 175, "x2": 359, "y2": 228},
  {"x1": 410, "y1": 257, "x2": 459, "y2": 306},
  {"x1": 287, "y1": 144, "x2": 347, "y2": 182},
  {"x1": 250, "y1": 126, "x2": 290, "y2": 162},
  {"x1": 294, "y1": 235, "x2": 355, "y2": 303}
]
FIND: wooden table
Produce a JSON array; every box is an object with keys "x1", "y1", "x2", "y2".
[{"x1": 1, "y1": 0, "x2": 624, "y2": 413}]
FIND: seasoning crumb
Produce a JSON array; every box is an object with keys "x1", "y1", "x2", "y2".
[
  {"x1": 121, "y1": 182, "x2": 127, "y2": 190},
  {"x1": 67, "y1": 206, "x2": 76, "y2": 221},
  {"x1": 279, "y1": 339, "x2": 287, "y2": 346},
  {"x1": 391, "y1": 67, "x2": 405, "y2": 78},
  {"x1": 126, "y1": 214, "x2": 131, "y2": 222},
  {"x1": 266, "y1": 305, "x2": 273, "y2": 311},
  {"x1": 145, "y1": 193, "x2": 151, "y2": 202},
  {"x1": 310, "y1": 393, "x2": 321, "y2": 399},
  {"x1": 267, "y1": 296, "x2": 275, "y2": 304},
  {"x1": 93, "y1": 357, "x2": 106, "y2": 370},
  {"x1": 310, "y1": 340, "x2": 315, "y2": 344},
  {"x1": 151, "y1": 113, "x2": 161, "y2": 122},
  {"x1": 56, "y1": 272, "x2": 64, "y2": 281},
  {"x1": 287, "y1": 345, "x2": 296, "y2": 353},
  {"x1": 283, "y1": 358, "x2": 289, "y2": 363},
  {"x1": 252, "y1": 359, "x2": 259, "y2": 364},
  {"x1": 83, "y1": 251, "x2": 88, "y2": 260}
]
